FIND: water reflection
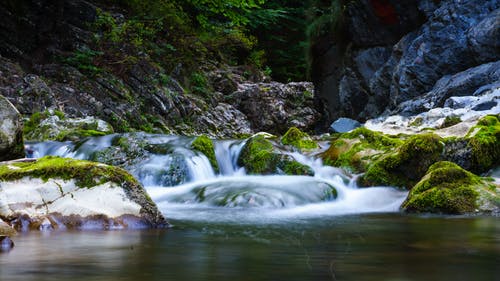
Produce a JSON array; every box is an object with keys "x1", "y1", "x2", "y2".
[{"x1": 1, "y1": 215, "x2": 498, "y2": 281}]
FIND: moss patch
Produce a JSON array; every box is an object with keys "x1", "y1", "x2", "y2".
[
  {"x1": 0, "y1": 156, "x2": 139, "y2": 188},
  {"x1": 361, "y1": 133, "x2": 444, "y2": 189},
  {"x1": 281, "y1": 127, "x2": 318, "y2": 151},
  {"x1": 238, "y1": 135, "x2": 313, "y2": 175},
  {"x1": 321, "y1": 127, "x2": 402, "y2": 172},
  {"x1": 191, "y1": 135, "x2": 219, "y2": 173},
  {"x1": 466, "y1": 114, "x2": 500, "y2": 173},
  {"x1": 401, "y1": 161, "x2": 497, "y2": 214}
]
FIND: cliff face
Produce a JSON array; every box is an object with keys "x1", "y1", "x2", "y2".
[{"x1": 311, "y1": 0, "x2": 499, "y2": 127}]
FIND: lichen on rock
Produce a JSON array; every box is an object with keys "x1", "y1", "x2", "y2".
[{"x1": 402, "y1": 161, "x2": 499, "y2": 214}]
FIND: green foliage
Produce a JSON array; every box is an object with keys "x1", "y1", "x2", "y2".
[
  {"x1": 191, "y1": 135, "x2": 219, "y2": 172},
  {"x1": 281, "y1": 127, "x2": 318, "y2": 151},
  {"x1": 62, "y1": 48, "x2": 103, "y2": 76},
  {"x1": 402, "y1": 162, "x2": 485, "y2": 214}
]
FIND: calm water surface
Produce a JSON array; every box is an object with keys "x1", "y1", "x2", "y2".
[{"x1": 1, "y1": 214, "x2": 498, "y2": 281}]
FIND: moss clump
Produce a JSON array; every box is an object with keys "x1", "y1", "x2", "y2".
[
  {"x1": 401, "y1": 161, "x2": 495, "y2": 214},
  {"x1": 281, "y1": 127, "x2": 318, "y2": 151},
  {"x1": 238, "y1": 135, "x2": 313, "y2": 175},
  {"x1": 440, "y1": 116, "x2": 461, "y2": 128},
  {"x1": 466, "y1": 115, "x2": 500, "y2": 173},
  {"x1": 0, "y1": 156, "x2": 139, "y2": 189},
  {"x1": 362, "y1": 133, "x2": 444, "y2": 189},
  {"x1": 321, "y1": 127, "x2": 402, "y2": 172},
  {"x1": 191, "y1": 135, "x2": 219, "y2": 173}
]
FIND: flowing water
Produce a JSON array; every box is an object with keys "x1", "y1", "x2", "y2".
[{"x1": 1, "y1": 134, "x2": 498, "y2": 280}]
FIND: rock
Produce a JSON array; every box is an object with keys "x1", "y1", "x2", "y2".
[
  {"x1": 191, "y1": 135, "x2": 219, "y2": 173},
  {"x1": 0, "y1": 94, "x2": 24, "y2": 161},
  {"x1": 237, "y1": 135, "x2": 313, "y2": 176},
  {"x1": 24, "y1": 110, "x2": 114, "y2": 141},
  {"x1": 312, "y1": 0, "x2": 500, "y2": 126},
  {"x1": 0, "y1": 156, "x2": 167, "y2": 230},
  {"x1": 193, "y1": 103, "x2": 253, "y2": 138},
  {"x1": 330, "y1": 118, "x2": 362, "y2": 133},
  {"x1": 281, "y1": 127, "x2": 318, "y2": 151},
  {"x1": 0, "y1": 235, "x2": 14, "y2": 252},
  {"x1": 402, "y1": 161, "x2": 499, "y2": 214},
  {"x1": 227, "y1": 82, "x2": 318, "y2": 134},
  {"x1": 321, "y1": 127, "x2": 402, "y2": 173},
  {"x1": 0, "y1": 218, "x2": 16, "y2": 237},
  {"x1": 361, "y1": 133, "x2": 444, "y2": 189}
]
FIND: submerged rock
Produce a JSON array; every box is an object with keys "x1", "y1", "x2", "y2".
[
  {"x1": 0, "y1": 94, "x2": 24, "y2": 161},
  {"x1": 402, "y1": 162, "x2": 499, "y2": 214},
  {"x1": 0, "y1": 235, "x2": 14, "y2": 252},
  {"x1": 0, "y1": 156, "x2": 167, "y2": 230}
]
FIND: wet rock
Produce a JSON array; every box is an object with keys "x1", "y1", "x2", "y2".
[
  {"x1": 0, "y1": 94, "x2": 24, "y2": 161},
  {"x1": 0, "y1": 235, "x2": 14, "y2": 252},
  {"x1": 0, "y1": 156, "x2": 168, "y2": 230},
  {"x1": 330, "y1": 118, "x2": 362, "y2": 133}
]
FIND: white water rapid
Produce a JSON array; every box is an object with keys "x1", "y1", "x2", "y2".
[{"x1": 29, "y1": 133, "x2": 408, "y2": 224}]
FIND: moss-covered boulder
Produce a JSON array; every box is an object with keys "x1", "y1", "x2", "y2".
[
  {"x1": 238, "y1": 135, "x2": 313, "y2": 176},
  {"x1": 0, "y1": 156, "x2": 167, "y2": 230},
  {"x1": 0, "y1": 94, "x2": 24, "y2": 161},
  {"x1": 321, "y1": 127, "x2": 402, "y2": 172},
  {"x1": 361, "y1": 133, "x2": 444, "y2": 189},
  {"x1": 466, "y1": 114, "x2": 500, "y2": 173},
  {"x1": 24, "y1": 111, "x2": 114, "y2": 141},
  {"x1": 281, "y1": 127, "x2": 318, "y2": 151},
  {"x1": 191, "y1": 135, "x2": 219, "y2": 173},
  {"x1": 402, "y1": 161, "x2": 499, "y2": 214}
]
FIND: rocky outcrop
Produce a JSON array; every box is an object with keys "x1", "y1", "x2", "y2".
[
  {"x1": 228, "y1": 82, "x2": 318, "y2": 134},
  {"x1": 0, "y1": 95, "x2": 24, "y2": 161},
  {"x1": 312, "y1": 0, "x2": 499, "y2": 127},
  {"x1": 0, "y1": 156, "x2": 167, "y2": 230}
]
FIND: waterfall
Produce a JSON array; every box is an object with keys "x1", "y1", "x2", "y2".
[{"x1": 29, "y1": 133, "x2": 408, "y2": 223}]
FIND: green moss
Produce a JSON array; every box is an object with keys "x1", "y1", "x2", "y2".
[
  {"x1": 466, "y1": 115, "x2": 500, "y2": 173},
  {"x1": 0, "y1": 156, "x2": 139, "y2": 189},
  {"x1": 402, "y1": 161, "x2": 491, "y2": 214},
  {"x1": 191, "y1": 135, "x2": 219, "y2": 173},
  {"x1": 281, "y1": 127, "x2": 318, "y2": 151},
  {"x1": 55, "y1": 129, "x2": 108, "y2": 141},
  {"x1": 23, "y1": 111, "x2": 49, "y2": 136},
  {"x1": 362, "y1": 133, "x2": 444, "y2": 189},
  {"x1": 409, "y1": 117, "x2": 423, "y2": 127},
  {"x1": 440, "y1": 116, "x2": 461, "y2": 128},
  {"x1": 321, "y1": 127, "x2": 402, "y2": 172},
  {"x1": 279, "y1": 160, "x2": 314, "y2": 176},
  {"x1": 238, "y1": 135, "x2": 277, "y2": 174}
]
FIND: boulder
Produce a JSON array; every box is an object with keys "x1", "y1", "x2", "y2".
[
  {"x1": 402, "y1": 161, "x2": 499, "y2": 214},
  {"x1": 0, "y1": 235, "x2": 14, "y2": 252},
  {"x1": 0, "y1": 95, "x2": 24, "y2": 161},
  {"x1": 0, "y1": 156, "x2": 167, "y2": 230},
  {"x1": 329, "y1": 118, "x2": 362, "y2": 133}
]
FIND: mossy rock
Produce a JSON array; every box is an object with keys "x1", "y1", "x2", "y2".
[
  {"x1": 402, "y1": 161, "x2": 498, "y2": 214},
  {"x1": 466, "y1": 114, "x2": 500, "y2": 173},
  {"x1": 238, "y1": 135, "x2": 313, "y2": 176},
  {"x1": 281, "y1": 127, "x2": 318, "y2": 151},
  {"x1": 0, "y1": 156, "x2": 166, "y2": 228},
  {"x1": 321, "y1": 127, "x2": 402, "y2": 172},
  {"x1": 361, "y1": 133, "x2": 444, "y2": 189},
  {"x1": 191, "y1": 135, "x2": 219, "y2": 173}
]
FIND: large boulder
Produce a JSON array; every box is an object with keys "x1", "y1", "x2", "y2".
[
  {"x1": 0, "y1": 95, "x2": 24, "y2": 161},
  {"x1": 0, "y1": 156, "x2": 167, "y2": 230},
  {"x1": 402, "y1": 161, "x2": 499, "y2": 214}
]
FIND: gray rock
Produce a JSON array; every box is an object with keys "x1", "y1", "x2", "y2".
[
  {"x1": 468, "y1": 9, "x2": 500, "y2": 64},
  {"x1": 0, "y1": 236, "x2": 14, "y2": 252},
  {"x1": 227, "y1": 82, "x2": 318, "y2": 134},
  {"x1": 0, "y1": 94, "x2": 24, "y2": 161},
  {"x1": 330, "y1": 118, "x2": 362, "y2": 133}
]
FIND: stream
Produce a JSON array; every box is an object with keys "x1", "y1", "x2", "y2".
[{"x1": 1, "y1": 133, "x2": 498, "y2": 280}]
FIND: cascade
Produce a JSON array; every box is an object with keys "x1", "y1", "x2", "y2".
[{"x1": 29, "y1": 133, "x2": 408, "y2": 223}]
